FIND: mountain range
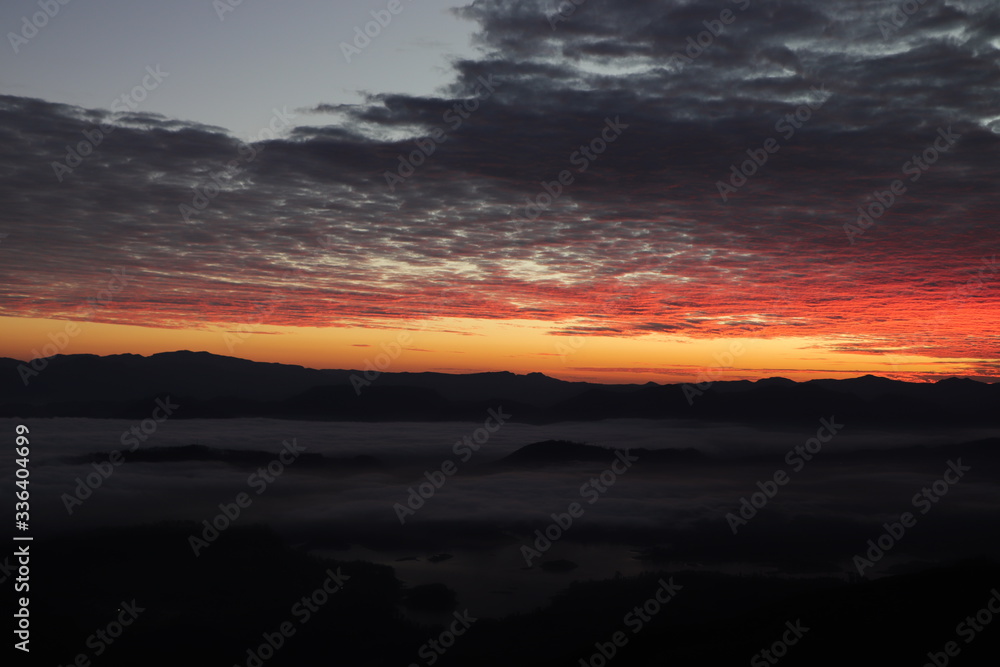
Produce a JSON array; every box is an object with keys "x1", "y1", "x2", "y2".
[{"x1": 2, "y1": 351, "x2": 996, "y2": 425}]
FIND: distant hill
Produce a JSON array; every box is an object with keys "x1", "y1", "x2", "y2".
[
  {"x1": 496, "y1": 440, "x2": 709, "y2": 467},
  {"x1": 1, "y1": 351, "x2": 997, "y2": 425},
  {"x1": 0, "y1": 350, "x2": 600, "y2": 405}
]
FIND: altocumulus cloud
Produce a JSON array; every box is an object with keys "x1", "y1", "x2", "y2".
[{"x1": 0, "y1": 0, "x2": 997, "y2": 369}]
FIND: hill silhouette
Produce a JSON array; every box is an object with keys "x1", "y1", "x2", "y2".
[
  {"x1": 3, "y1": 351, "x2": 997, "y2": 425},
  {"x1": 496, "y1": 439, "x2": 709, "y2": 468}
]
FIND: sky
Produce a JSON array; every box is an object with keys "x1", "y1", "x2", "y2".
[{"x1": 1, "y1": 0, "x2": 998, "y2": 384}]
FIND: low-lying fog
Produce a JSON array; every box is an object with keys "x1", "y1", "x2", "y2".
[{"x1": 8, "y1": 417, "x2": 1000, "y2": 617}]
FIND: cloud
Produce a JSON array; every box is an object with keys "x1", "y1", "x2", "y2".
[{"x1": 0, "y1": 0, "x2": 997, "y2": 366}]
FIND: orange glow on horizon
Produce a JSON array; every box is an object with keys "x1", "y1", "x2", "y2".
[{"x1": 0, "y1": 315, "x2": 993, "y2": 384}]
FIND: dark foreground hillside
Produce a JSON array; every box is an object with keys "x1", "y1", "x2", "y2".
[{"x1": 24, "y1": 524, "x2": 1000, "y2": 666}]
